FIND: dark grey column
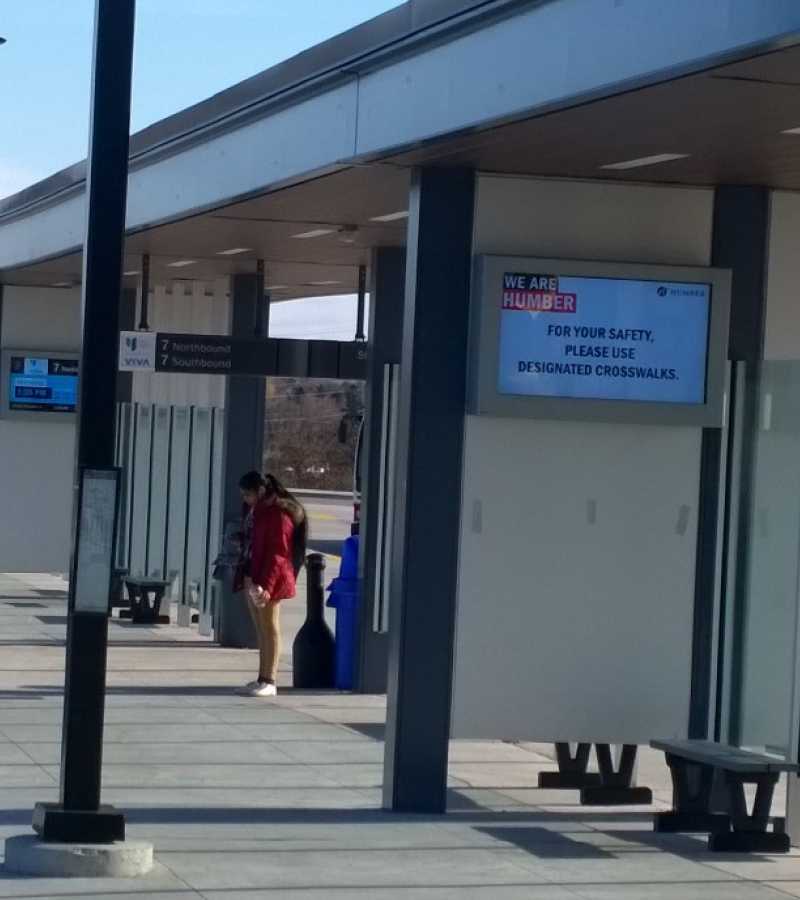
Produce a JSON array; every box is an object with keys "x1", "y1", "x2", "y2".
[
  {"x1": 40, "y1": 0, "x2": 135, "y2": 842},
  {"x1": 216, "y1": 273, "x2": 265, "y2": 648},
  {"x1": 711, "y1": 186, "x2": 770, "y2": 743},
  {"x1": 382, "y1": 168, "x2": 475, "y2": 813},
  {"x1": 356, "y1": 247, "x2": 405, "y2": 694}
]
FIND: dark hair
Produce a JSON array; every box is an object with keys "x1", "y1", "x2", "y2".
[
  {"x1": 239, "y1": 471, "x2": 308, "y2": 575},
  {"x1": 238, "y1": 470, "x2": 266, "y2": 493},
  {"x1": 265, "y1": 474, "x2": 308, "y2": 575}
]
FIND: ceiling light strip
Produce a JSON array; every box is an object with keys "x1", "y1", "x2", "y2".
[{"x1": 600, "y1": 153, "x2": 690, "y2": 171}]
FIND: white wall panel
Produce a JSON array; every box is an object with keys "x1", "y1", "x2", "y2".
[
  {"x1": 764, "y1": 191, "x2": 800, "y2": 361},
  {"x1": 0, "y1": 193, "x2": 85, "y2": 270},
  {"x1": 451, "y1": 175, "x2": 713, "y2": 741},
  {"x1": 124, "y1": 84, "x2": 358, "y2": 230},
  {"x1": 0, "y1": 287, "x2": 81, "y2": 572}
]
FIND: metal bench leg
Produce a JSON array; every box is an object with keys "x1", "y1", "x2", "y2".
[
  {"x1": 152, "y1": 588, "x2": 171, "y2": 625},
  {"x1": 119, "y1": 585, "x2": 142, "y2": 622},
  {"x1": 132, "y1": 588, "x2": 156, "y2": 624},
  {"x1": 539, "y1": 743, "x2": 602, "y2": 789},
  {"x1": 709, "y1": 772, "x2": 790, "y2": 853},
  {"x1": 654, "y1": 753, "x2": 730, "y2": 834},
  {"x1": 580, "y1": 744, "x2": 653, "y2": 806}
]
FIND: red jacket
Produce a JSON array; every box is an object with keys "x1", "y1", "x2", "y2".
[{"x1": 247, "y1": 500, "x2": 299, "y2": 601}]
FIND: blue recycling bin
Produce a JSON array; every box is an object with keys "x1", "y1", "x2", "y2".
[{"x1": 327, "y1": 534, "x2": 360, "y2": 690}]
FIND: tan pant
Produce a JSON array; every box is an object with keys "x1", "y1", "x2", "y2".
[{"x1": 248, "y1": 598, "x2": 281, "y2": 684}]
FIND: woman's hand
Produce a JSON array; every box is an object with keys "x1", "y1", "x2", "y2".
[{"x1": 247, "y1": 584, "x2": 271, "y2": 607}]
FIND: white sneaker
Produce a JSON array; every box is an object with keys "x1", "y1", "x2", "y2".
[
  {"x1": 237, "y1": 679, "x2": 263, "y2": 695},
  {"x1": 248, "y1": 682, "x2": 277, "y2": 697}
]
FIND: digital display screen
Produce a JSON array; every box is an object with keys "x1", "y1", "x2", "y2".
[
  {"x1": 8, "y1": 355, "x2": 79, "y2": 413},
  {"x1": 498, "y1": 273, "x2": 711, "y2": 405}
]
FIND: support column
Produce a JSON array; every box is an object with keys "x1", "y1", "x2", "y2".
[
  {"x1": 35, "y1": 0, "x2": 135, "y2": 843},
  {"x1": 382, "y1": 168, "x2": 475, "y2": 813},
  {"x1": 710, "y1": 187, "x2": 771, "y2": 820},
  {"x1": 356, "y1": 247, "x2": 405, "y2": 693},
  {"x1": 712, "y1": 186, "x2": 770, "y2": 744},
  {"x1": 216, "y1": 273, "x2": 265, "y2": 648}
]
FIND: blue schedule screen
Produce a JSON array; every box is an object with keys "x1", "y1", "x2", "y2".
[
  {"x1": 8, "y1": 356, "x2": 79, "y2": 412},
  {"x1": 498, "y1": 272, "x2": 711, "y2": 404}
]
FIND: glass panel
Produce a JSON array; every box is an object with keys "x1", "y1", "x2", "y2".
[
  {"x1": 731, "y1": 361, "x2": 800, "y2": 757},
  {"x1": 185, "y1": 408, "x2": 212, "y2": 609},
  {"x1": 204, "y1": 407, "x2": 225, "y2": 618},
  {"x1": 165, "y1": 406, "x2": 191, "y2": 597},
  {"x1": 114, "y1": 402, "x2": 135, "y2": 570},
  {"x1": 128, "y1": 404, "x2": 153, "y2": 577},
  {"x1": 146, "y1": 405, "x2": 171, "y2": 578}
]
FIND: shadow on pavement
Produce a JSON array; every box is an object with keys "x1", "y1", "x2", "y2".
[{"x1": 345, "y1": 722, "x2": 385, "y2": 741}]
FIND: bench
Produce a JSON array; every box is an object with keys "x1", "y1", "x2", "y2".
[
  {"x1": 651, "y1": 739, "x2": 798, "y2": 852},
  {"x1": 539, "y1": 743, "x2": 653, "y2": 805},
  {"x1": 119, "y1": 577, "x2": 171, "y2": 625}
]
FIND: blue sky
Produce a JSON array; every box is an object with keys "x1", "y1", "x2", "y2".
[
  {"x1": 0, "y1": 0, "x2": 400, "y2": 197},
  {"x1": 0, "y1": 1, "x2": 396, "y2": 337}
]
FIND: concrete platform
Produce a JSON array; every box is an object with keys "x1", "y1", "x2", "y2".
[
  {"x1": 4, "y1": 835, "x2": 153, "y2": 877},
  {"x1": 0, "y1": 572, "x2": 799, "y2": 899}
]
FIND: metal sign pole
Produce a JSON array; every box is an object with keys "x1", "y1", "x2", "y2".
[
  {"x1": 33, "y1": 0, "x2": 136, "y2": 844},
  {"x1": 356, "y1": 264, "x2": 367, "y2": 342},
  {"x1": 138, "y1": 253, "x2": 151, "y2": 331}
]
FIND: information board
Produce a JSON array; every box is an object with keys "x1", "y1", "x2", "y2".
[
  {"x1": 498, "y1": 273, "x2": 711, "y2": 404},
  {"x1": 0, "y1": 350, "x2": 80, "y2": 420},
  {"x1": 469, "y1": 256, "x2": 731, "y2": 426},
  {"x1": 7, "y1": 355, "x2": 78, "y2": 412},
  {"x1": 72, "y1": 467, "x2": 121, "y2": 614}
]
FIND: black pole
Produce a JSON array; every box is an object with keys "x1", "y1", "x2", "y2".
[
  {"x1": 255, "y1": 258, "x2": 267, "y2": 337},
  {"x1": 292, "y1": 554, "x2": 335, "y2": 688},
  {"x1": 138, "y1": 253, "x2": 150, "y2": 330},
  {"x1": 33, "y1": 0, "x2": 136, "y2": 844},
  {"x1": 356, "y1": 264, "x2": 367, "y2": 342}
]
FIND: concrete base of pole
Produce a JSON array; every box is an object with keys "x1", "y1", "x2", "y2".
[{"x1": 4, "y1": 835, "x2": 154, "y2": 878}]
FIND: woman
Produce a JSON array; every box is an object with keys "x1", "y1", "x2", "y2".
[{"x1": 235, "y1": 471, "x2": 307, "y2": 697}]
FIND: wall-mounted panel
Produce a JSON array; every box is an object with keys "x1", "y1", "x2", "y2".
[{"x1": 451, "y1": 175, "x2": 714, "y2": 742}]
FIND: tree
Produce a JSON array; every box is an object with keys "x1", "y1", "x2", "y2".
[{"x1": 263, "y1": 377, "x2": 364, "y2": 491}]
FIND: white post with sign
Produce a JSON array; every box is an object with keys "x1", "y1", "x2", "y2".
[{"x1": 118, "y1": 331, "x2": 156, "y2": 373}]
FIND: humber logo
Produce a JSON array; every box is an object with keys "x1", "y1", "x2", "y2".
[{"x1": 657, "y1": 286, "x2": 668, "y2": 297}]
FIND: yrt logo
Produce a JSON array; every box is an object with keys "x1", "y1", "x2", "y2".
[
  {"x1": 125, "y1": 336, "x2": 138, "y2": 352},
  {"x1": 657, "y1": 286, "x2": 668, "y2": 297}
]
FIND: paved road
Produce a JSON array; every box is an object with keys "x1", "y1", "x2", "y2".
[{"x1": 297, "y1": 493, "x2": 353, "y2": 557}]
